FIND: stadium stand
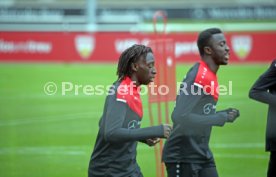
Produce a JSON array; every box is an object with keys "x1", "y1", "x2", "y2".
[{"x1": 1, "y1": 0, "x2": 276, "y2": 8}]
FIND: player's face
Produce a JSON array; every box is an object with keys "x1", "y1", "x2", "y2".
[
  {"x1": 209, "y1": 33, "x2": 230, "y2": 65},
  {"x1": 136, "y1": 52, "x2": 157, "y2": 85}
]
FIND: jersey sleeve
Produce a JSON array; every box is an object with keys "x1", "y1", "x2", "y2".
[
  {"x1": 172, "y1": 64, "x2": 227, "y2": 127},
  {"x1": 193, "y1": 61, "x2": 219, "y2": 101},
  {"x1": 103, "y1": 94, "x2": 164, "y2": 143},
  {"x1": 249, "y1": 60, "x2": 276, "y2": 106}
]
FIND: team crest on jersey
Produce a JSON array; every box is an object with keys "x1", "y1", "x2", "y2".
[
  {"x1": 75, "y1": 35, "x2": 95, "y2": 60},
  {"x1": 231, "y1": 35, "x2": 252, "y2": 60}
]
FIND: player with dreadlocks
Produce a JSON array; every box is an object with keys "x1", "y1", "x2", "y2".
[{"x1": 88, "y1": 44, "x2": 172, "y2": 177}]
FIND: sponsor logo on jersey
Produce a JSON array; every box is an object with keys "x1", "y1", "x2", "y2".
[
  {"x1": 203, "y1": 103, "x2": 216, "y2": 115},
  {"x1": 128, "y1": 120, "x2": 141, "y2": 129}
]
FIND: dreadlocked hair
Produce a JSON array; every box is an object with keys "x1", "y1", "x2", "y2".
[{"x1": 116, "y1": 44, "x2": 152, "y2": 81}]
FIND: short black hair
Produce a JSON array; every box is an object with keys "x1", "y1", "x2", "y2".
[
  {"x1": 117, "y1": 44, "x2": 152, "y2": 80},
  {"x1": 197, "y1": 28, "x2": 222, "y2": 56}
]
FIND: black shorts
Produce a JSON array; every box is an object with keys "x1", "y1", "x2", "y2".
[
  {"x1": 268, "y1": 151, "x2": 276, "y2": 177},
  {"x1": 88, "y1": 164, "x2": 143, "y2": 177},
  {"x1": 165, "y1": 162, "x2": 218, "y2": 177}
]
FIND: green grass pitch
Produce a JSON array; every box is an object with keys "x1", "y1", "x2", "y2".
[{"x1": 0, "y1": 62, "x2": 270, "y2": 177}]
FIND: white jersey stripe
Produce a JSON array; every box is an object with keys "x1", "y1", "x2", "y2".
[
  {"x1": 116, "y1": 98, "x2": 127, "y2": 103},
  {"x1": 193, "y1": 83, "x2": 203, "y2": 88}
]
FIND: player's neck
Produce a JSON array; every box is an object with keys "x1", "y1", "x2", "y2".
[
  {"x1": 130, "y1": 75, "x2": 140, "y2": 87},
  {"x1": 202, "y1": 58, "x2": 219, "y2": 74}
]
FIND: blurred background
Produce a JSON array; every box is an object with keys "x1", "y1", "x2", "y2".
[{"x1": 0, "y1": 0, "x2": 276, "y2": 177}]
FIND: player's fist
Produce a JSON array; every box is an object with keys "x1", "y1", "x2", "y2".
[
  {"x1": 162, "y1": 124, "x2": 172, "y2": 138},
  {"x1": 145, "y1": 138, "x2": 160, "y2": 146},
  {"x1": 226, "y1": 108, "x2": 240, "y2": 123}
]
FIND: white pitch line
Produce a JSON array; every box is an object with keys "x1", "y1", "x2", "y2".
[
  {"x1": 138, "y1": 143, "x2": 265, "y2": 150},
  {"x1": 0, "y1": 94, "x2": 108, "y2": 100},
  {"x1": 211, "y1": 143, "x2": 264, "y2": 149},
  {"x1": 215, "y1": 153, "x2": 268, "y2": 159},
  {"x1": 0, "y1": 145, "x2": 268, "y2": 159},
  {"x1": 0, "y1": 146, "x2": 88, "y2": 156},
  {"x1": 0, "y1": 111, "x2": 101, "y2": 127}
]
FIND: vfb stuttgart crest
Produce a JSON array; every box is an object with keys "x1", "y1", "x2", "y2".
[
  {"x1": 75, "y1": 35, "x2": 95, "y2": 60},
  {"x1": 231, "y1": 35, "x2": 252, "y2": 60}
]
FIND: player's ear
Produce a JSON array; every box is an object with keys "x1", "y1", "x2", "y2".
[
  {"x1": 131, "y1": 63, "x2": 139, "y2": 72},
  {"x1": 204, "y1": 46, "x2": 212, "y2": 55}
]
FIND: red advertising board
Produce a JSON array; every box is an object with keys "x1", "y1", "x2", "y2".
[{"x1": 0, "y1": 31, "x2": 275, "y2": 63}]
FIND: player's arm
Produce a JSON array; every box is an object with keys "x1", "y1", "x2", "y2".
[
  {"x1": 249, "y1": 60, "x2": 276, "y2": 106},
  {"x1": 103, "y1": 97, "x2": 170, "y2": 143},
  {"x1": 172, "y1": 84, "x2": 228, "y2": 127}
]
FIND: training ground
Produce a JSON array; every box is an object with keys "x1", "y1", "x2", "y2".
[{"x1": 0, "y1": 63, "x2": 270, "y2": 177}]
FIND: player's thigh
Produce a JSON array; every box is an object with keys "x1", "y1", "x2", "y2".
[
  {"x1": 165, "y1": 163, "x2": 195, "y2": 177},
  {"x1": 198, "y1": 167, "x2": 218, "y2": 177}
]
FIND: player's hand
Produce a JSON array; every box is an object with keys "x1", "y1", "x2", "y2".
[
  {"x1": 226, "y1": 108, "x2": 240, "y2": 123},
  {"x1": 162, "y1": 124, "x2": 172, "y2": 138},
  {"x1": 145, "y1": 138, "x2": 160, "y2": 146}
]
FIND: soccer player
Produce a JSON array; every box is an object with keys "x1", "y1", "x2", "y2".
[
  {"x1": 162, "y1": 28, "x2": 240, "y2": 177},
  {"x1": 88, "y1": 44, "x2": 172, "y2": 177},
  {"x1": 249, "y1": 59, "x2": 276, "y2": 177}
]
